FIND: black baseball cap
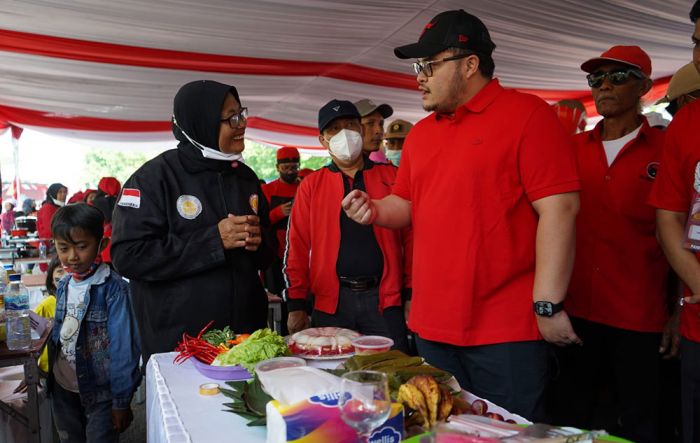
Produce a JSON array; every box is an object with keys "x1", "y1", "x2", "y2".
[
  {"x1": 394, "y1": 9, "x2": 496, "y2": 59},
  {"x1": 318, "y1": 99, "x2": 361, "y2": 133}
]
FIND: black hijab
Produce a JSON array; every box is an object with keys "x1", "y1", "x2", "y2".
[
  {"x1": 45, "y1": 183, "x2": 66, "y2": 204},
  {"x1": 172, "y1": 80, "x2": 241, "y2": 151}
]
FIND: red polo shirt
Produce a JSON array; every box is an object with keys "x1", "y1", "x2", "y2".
[
  {"x1": 649, "y1": 100, "x2": 700, "y2": 343},
  {"x1": 567, "y1": 118, "x2": 668, "y2": 332},
  {"x1": 393, "y1": 79, "x2": 580, "y2": 346}
]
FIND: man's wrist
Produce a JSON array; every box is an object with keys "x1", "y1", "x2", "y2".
[{"x1": 533, "y1": 300, "x2": 565, "y2": 317}]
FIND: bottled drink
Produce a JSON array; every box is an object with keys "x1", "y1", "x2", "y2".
[
  {"x1": 39, "y1": 242, "x2": 47, "y2": 259},
  {"x1": 5, "y1": 274, "x2": 31, "y2": 350}
]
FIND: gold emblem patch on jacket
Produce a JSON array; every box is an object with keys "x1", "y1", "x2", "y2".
[
  {"x1": 176, "y1": 195, "x2": 202, "y2": 220},
  {"x1": 249, "y1": 194, "x2": 259, "y2": 215}
]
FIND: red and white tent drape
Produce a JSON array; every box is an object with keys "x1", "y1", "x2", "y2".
[{"x1": 0, "y1": 0, "x2": 695, "y2": 151}]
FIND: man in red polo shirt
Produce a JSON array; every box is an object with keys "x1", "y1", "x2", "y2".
[
  {"x1": 650, "y1": 3, "x2": 700, "y2": 442},
  {"x1": 262, "y1": 146, "x2": 300, "y2": 295},
  {"x1": 342, "y1": 10, "x2": 580, "y2": 421},
  {"x1": 551, "y1": 45, "x2": 668, "y2": 443},
  {"x1": 284, "y1": 99, "x2": 411, "y2": 352}
]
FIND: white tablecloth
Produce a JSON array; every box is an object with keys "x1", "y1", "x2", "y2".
[
  {"x1": 147, "y1": 352, "x2": 266, "y2": 443},
  {"x1": 146, "y1": 352, "x2": 347, "y2": 443}
]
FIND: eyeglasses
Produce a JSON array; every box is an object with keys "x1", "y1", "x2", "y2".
[
  {"x1": 412, "y1": 53, "x2": 472, "y2": 77},
  {"x1": 220, "y1": 107, "x2": 248, "y2": 128},
  {"x1": 586, "y1": 69, "x2": 644, "y2": 88}
]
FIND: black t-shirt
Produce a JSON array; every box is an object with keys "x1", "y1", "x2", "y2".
[{"x1": 336, "y1": 168, "x2": 384, "y2": 278}]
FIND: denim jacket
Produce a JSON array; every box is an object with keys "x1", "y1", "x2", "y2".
[{"x1": 48, "y1": 264, "x2": 141, "y2": 409}]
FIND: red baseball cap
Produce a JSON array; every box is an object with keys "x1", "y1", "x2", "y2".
[
  {"x1": 276, "y1": 146, "x2": 300, "y2": 163},
  {"x1": 98, "y1": 177, "x2": 121, "y2": 197},
  {"x1": 581, "y1": 45, "x2": 652, "y2": 76}
]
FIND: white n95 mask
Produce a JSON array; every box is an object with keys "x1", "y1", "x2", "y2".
[{"x1": 328, "y1": 129, "x2": 363, "y2": 162}]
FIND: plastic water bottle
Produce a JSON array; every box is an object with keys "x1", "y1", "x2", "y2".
[
  {"x1": 39, "y1": 242, "x2": 47, "y2": 259},
  {"x1": 5, "y1": 274, "x2": 31, "y2": 350}
]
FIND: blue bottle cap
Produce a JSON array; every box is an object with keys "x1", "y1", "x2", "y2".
[{"x1": 3, "y1": 264, "x2": 13, "y2": 270}]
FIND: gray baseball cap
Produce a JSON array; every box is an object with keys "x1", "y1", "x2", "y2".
[{"x1": 353, "y1": 99, "x2": 393, "y2": 119}]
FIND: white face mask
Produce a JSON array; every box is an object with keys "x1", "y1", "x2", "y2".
[
  {"x1": 327, "y1": 129, "x2": 363, "y2": 162},
  {"x1": 52, "y1": 198, "x2": 65, "y2": 207},
  {"x1": 173, "y1": 117, "x2": 243, "y2": 162}
]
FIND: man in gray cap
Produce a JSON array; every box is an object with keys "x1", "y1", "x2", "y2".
[{"x1": 354, "y1": 99, "x2": 393, "y2": 154}]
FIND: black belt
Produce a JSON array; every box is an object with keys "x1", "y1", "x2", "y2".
[{"x1": 338, "y1": 275, "x2": 381, "y2": 292}]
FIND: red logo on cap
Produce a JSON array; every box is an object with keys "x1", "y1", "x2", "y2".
[
  {"x1": 458, "y1": 34, "x2": 468, "y2": 43},
  {"x1": 420, "y1": 21, "x2": 435, "y2": 38}
]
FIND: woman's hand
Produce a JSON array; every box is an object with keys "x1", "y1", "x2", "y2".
[{"x1": 218, "y1": 214, "x2": 262, "y2": 251}]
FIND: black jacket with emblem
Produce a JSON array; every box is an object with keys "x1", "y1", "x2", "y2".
[{"x1": 111, "y1": 80, "x2": 273, "y2": 363}]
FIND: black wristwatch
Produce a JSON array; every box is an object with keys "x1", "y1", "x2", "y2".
[{"x1": 533, "y1": 301, "x2": 565, "y2": 317}]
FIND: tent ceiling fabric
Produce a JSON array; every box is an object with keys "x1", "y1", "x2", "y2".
[{"x1": 0, "y1": 0, "x2": 695, "y2": 150}]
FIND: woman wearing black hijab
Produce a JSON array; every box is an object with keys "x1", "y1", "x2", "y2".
[
  {"x1": 37, "y1": 183, "x2": 67, "y2": 240},
  {"x1": 111, "y1": 80, "x2": 273, "y2": 363}
]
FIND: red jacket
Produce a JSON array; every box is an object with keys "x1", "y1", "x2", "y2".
[
  {"x1": 284, "y1": 161, "x2": 412, "y2": 314},
  {"x1": 37, "y1": 202, "x2": 58, "y2": 240}
]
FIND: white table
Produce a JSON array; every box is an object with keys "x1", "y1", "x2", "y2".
[
  {"x1": 146, "y1": 352, "x2": 346, "y2": 443},
  {"x1": 147, "y1": 352, "x2": 266, "y2": 443}
]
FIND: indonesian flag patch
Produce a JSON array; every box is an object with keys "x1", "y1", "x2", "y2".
[{"x1": 118, "y1": 188, "x2": 141, "y2": 208}]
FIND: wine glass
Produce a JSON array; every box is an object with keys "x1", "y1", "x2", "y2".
[{"x1": 338, "y1": 370, "x2": 392, "y2": 443}]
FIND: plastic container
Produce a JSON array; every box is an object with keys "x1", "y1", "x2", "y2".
[
  {"x1": 351, "y1": 336, "x2": 394, "y2": 355},
  {"x1": 4, "y1": 273, "x2": 30, "y2": 350},
  {"x1": 254, "y1": 356, "x2": 306, "y2": 374},
  {"x1": 191, "y1": 358, "x2": 252, "y2": 381}
]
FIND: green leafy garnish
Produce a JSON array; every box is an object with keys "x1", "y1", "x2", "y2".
[
  {"x1": 212, "y1": 328, "x2": 289, "y2": 372},
  {"x1": 201, "y1": 326, "x2": 235, "y2": 347}
]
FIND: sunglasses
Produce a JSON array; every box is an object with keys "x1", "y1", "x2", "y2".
[
  {"x1": 586, "y1": 68, "x2": 644, "y2": 88},
  {"x1": 220, "y1": 107, "x2": 248, "y2": 128}
]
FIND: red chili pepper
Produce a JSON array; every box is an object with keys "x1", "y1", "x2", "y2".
[{"x1": 173, "y1": 323, "x2": 227, "y2": 365}]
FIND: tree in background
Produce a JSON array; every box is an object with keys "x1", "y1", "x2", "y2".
[
  {"x1": 82, "y1": 143, "x2": 329, "y2": 188},
  {"x1": 83, "y1": 149, "x2": 153, "y2": 188},
  {"x1": 244, "y1": 141, "x2": 328, "y2": 182}
]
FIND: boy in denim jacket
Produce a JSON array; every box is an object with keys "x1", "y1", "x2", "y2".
[{"x1": 48, "y1": 203, "x2": 141, "y2": 442}]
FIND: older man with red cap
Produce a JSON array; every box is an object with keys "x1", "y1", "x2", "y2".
[
  {"x1": 551, "y1": 45, "x2": 669, "y2": 443},
  {"x1": 262, "y1": 146, "x2": 301, "y2": 296}
]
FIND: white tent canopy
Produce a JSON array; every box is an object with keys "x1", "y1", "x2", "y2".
[{"x1": 0, "y1": 0, "x2": 695, "y2": 150}]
